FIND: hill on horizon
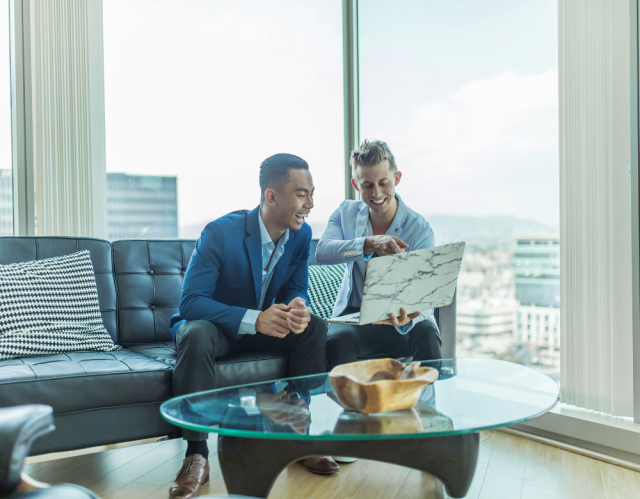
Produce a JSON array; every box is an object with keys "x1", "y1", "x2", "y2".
[
  {"x1": 424, "y1": 214, "x2": 558, "y2": 249},
  {"x1": 180, "y1": 213, "x2": 558, "y2": 249}
]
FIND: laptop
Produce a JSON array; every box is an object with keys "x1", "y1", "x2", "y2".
[{"x1": 327, "y1": 241, "x2": 465, "y2": 326}]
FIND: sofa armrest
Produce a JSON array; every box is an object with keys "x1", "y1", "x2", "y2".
[
  {"x1": 437, "y1": 289, "x2": 457, "y2": 359},
  {"x1": 0, "y1": 405, "x2": 54, "y2": 492}
]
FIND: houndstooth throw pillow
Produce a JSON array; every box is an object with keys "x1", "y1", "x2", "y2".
[
  {"x1": 308, "y1": 263, "x2": 346, "y2": 320},
  {"x1": 0, "y1": 250, "x2": 120, "y2": 360}
]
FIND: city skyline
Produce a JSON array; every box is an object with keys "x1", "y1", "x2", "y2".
[
  {"x1": 107, "y1": 172, "x2": 178, "y2": 240},
  {"x1": 0, "y1": 167, "x2": 559, "y2": 243}
]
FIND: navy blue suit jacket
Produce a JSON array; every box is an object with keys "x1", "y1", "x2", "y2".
[{"x1": 170, "y1": 206, "x2": 311, "y2": 340}]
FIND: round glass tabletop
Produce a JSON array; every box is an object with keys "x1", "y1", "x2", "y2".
[{"x1": 160, "y1": 358, "x2": 559, "y2": 440}]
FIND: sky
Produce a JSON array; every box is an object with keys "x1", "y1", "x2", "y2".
[
  {"x1": 0, "y1": 0, "x2": 558, "y2": 238},
  {"x1": 103, "y1": 0, "x2": 345, "y2": 237},
  {"x1": 359, "y1": 0, "x2": 559, "y2": 226}
]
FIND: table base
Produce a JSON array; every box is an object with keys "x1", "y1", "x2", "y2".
[{"x1": 217, "y1": 432, "x2": 479, "y2": 498}]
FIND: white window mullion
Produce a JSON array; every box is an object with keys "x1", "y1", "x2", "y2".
[
  {"x1": 559, "y1": 0, "x2": 634, "y2": 417},
  {"x1": 10, "y1": 0, "x2": 106, "y2": 239}
]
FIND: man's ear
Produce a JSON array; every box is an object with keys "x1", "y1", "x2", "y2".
[
  {"x1": 351, "y1": 178, "x2": 360, "y2": 192},
  {"x1": 394, "y1": 171, "x2": 402, "y2": 186},
  {"x1": 264, "y1": 188, "x2": 278, "y2": 206}
]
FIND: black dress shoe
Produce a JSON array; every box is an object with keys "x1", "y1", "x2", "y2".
[{"x1": 299, "y1": 456, "x2": 340, "y2": 475}]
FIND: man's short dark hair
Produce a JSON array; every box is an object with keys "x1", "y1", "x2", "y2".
[
  {"x1": 259, "y1": 153, "x2": 309, "y2": 204},
  {"x1": 350, "y1": 139, "x2": 398, "y2": 174}
]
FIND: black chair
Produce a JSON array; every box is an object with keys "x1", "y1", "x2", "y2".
[{"x1": 0, "y1": 405, "x2": 97, "y2": 498}]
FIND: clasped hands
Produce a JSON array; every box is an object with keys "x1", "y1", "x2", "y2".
[
  {"x1": 255, "y1": 297, "x2": 310, "y2": 338},
  {"x1": 256, "y1": 390, "x2": 311, "y2": 434}
]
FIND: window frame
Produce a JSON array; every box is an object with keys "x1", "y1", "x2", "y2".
[
  {"x1": 7, "y1": 0, "x2": 640, "y2": 453},
  {"x1": 630, "y1": 0, "x2": 640, "y2": 425}
]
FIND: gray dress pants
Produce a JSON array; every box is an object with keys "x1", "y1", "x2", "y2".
[
  {"x1": 173, "y1": 314, "x2": 327, "y2": 441},
  {"x1": 326, "y1": 307, "x2": 442, "y2": 370}
]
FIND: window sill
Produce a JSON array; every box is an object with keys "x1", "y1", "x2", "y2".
[{"x1": 514, "y1": 402, "x2": 640, "y2": 464}]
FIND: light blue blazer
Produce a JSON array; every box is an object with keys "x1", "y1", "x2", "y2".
[{"x1": 315, "y1": 194, "x2": 438, "y2": 331}]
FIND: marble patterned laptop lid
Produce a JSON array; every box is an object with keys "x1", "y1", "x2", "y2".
[{"x1": 359, "y1": 241, "x2": 466, "y2": 325}]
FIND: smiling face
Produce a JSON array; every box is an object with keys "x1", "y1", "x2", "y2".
[
  {"x1": 264, "y1": 168, "x2": 315, "y2": 232},
  {"x1": 351, "y1": 160, "x2": 401, "y2": 216}
]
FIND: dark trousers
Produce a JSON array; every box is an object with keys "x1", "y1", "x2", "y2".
[
  {"x1": 327, "y1": 307, "x2": 442, "y2": 370},
  {"x1": 173, "y1": 314, "x2": 327, "y2": 441}
]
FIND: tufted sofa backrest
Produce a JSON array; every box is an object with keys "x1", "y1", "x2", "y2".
[
  {"x1": 0, "y1": 236, "x2": 118, "y2": 342},
  {"x1": 112, "y1": 240, "x2": 195, "y2": 347}
]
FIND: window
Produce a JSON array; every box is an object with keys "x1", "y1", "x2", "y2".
[
  {"x1": 103, "y1": 0, "x2": 343, "y2": 240},
  {"x1": 0, "y1": 4, "x2": 11, "y2": 236},
  {"x1": 360, "y1": 0, "x2": 559, "y2": 374}
]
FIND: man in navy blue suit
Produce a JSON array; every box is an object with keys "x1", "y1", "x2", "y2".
[{"x1": 168, "y1": 154, "x2": 333, "y2": 499}]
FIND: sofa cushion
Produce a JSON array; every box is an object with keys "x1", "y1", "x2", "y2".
[
  {"x1": 127, "y1": 342, "x2": 177, "y2": 366},
  {"x1": 0, "y1": 237, "x2": 117, "y2": 343},
  {"x1": 308, "y1": 263, "x2": 346, "y2": 320},
  {"x1": 127, "y1": 342, "x2": 289, "y2": 388},
  {"x1": 0, "y1": 350, "x2": 172, "y2": 414},
  {"x1": 113, "y1": 240, "x2": 195, "y2": 346},
  {"x1": 0, "y1": 250, "x2": 120, "y2": 360},
  {"x1": 214, "y1": 351, "x2": 289, "y2": 388}
]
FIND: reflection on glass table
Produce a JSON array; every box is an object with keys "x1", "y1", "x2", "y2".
[{"x1": 162, "y1": 358, "x2": 558, "y2": 440}]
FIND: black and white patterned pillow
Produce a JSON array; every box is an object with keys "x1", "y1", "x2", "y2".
[
  {"x1": 308, "y1": 263, "x2": 346, "y2": 320},
  {"x1": 0, "y1": 250, "x2": 120, "y2": 360}
]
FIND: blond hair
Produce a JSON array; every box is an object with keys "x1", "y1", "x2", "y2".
[{"x1": 350, "y1": 139, "x2": 398, "y2": 174}]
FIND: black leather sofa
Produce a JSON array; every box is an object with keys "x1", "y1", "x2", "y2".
[{"x1": 0, "y1": 236, "x2": 456, "y2": 456}]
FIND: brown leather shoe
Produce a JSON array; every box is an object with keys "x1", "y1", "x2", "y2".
[
  {"x1": 299, "y1": 456, "x2": 340, "y2": 475},
  {"x1": 169, "y1": 454, "x2": 210, "y2": 499}
]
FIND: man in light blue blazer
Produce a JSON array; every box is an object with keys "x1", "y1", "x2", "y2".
[{"x1": 316, "y1": 140, "x2": 442, "y2": 369}]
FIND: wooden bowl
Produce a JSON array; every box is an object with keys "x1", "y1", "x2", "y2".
[{"x1": 329, "y1": 359, "x2": 439, "y2": 414}]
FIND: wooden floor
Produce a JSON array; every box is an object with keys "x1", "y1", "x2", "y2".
[{"x1": 24, "y1": 431, "x2": 640, "y2": 499}]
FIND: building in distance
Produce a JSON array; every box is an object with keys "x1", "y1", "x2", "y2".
[
  {"x1": 513, "y1": 235, "x2": 560, "y2": 308},
  {"x1": 456, "y1": 298, "x2": 516, "y2": 357},
  {"x1": 512, "y1": 235, "x2": 560, "y2": 369},
  {"x1": 107, "y1": 173, "x2": 177, "y2": 240}
]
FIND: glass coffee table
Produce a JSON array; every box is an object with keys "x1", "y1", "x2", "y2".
[{"x1": 161, "y1": 358, "x2": 559, "y2": 498}]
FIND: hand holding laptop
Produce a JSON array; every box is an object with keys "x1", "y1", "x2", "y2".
[{"x1": 372, "y1": 307, "x2": 421, "y2": 327}]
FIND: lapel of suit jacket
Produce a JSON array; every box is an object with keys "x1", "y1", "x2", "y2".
[
  {"x1": 264, "y1": 232, "x2": 293, "y2": 307},
  {"x1": 244, "y1": 207, "x2": 262, "y2": 308},
  {"x1": 354, "y1": 201, "x2": 369, "y2": 238}
]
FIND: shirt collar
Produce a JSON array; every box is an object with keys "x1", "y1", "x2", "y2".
[
  {"x1": 390, "y1": 193, "x2": 408, "y2": 228},
  {"x1": 258, "y1": 209, "x2": 289, "y2": 247}
]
